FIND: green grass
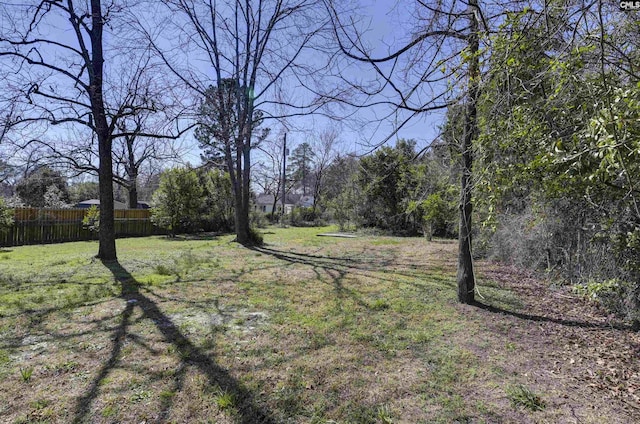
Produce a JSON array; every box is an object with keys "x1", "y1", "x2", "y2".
[
  {"x1": 0, "y1": 226, "x2": 566, "y2": 423},
  {"x1": 506, "y1": 384, "x2": 546, "y2": 411}
]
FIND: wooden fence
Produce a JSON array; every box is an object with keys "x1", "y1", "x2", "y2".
[{"x1": 0, "y1": 208, "x2": 161, "y2": 247}]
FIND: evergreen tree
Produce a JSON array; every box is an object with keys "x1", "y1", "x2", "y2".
[
  {"x1": 151, "y1": 167, "x2": 204, "y2": 236},
  {"x1": 288, "y1": 142, "x2": 316, "y2": 196},
  {"x1": 15, "y1": 167, "x2": 69, "y2": 208}
]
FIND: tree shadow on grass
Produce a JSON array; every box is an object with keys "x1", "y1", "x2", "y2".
[
  {"x1": 73, "y1": 259, "x2": 275, "y2": 424},
  {"x1": 250, "y1": 245, "x2": 456, "y2": 295},
  {"x1": 160, "y1": 232, "x2": 226, "y2": 242},
  {"x1": 472, "y1": 301, "x2": 632, "y2": 331},
  {"x1": 250, "y1": 245, "x2": 378, "y2": 311}
]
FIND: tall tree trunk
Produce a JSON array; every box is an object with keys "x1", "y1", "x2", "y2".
[
  {"x1": 457, "y1": 0, "x2": 480, "y2": 304},
  {"x1": 91, "y1": 0, "x2": 117, "y2": 261},
  {"x1": 127, "y1": 178, "x2": 138, "y2": 209},
  {"x1": 271, "y1": 194, "x2": 279, "y2": 217},
  {"x1": 126, "y1": 134, "x2": 138, "y2": 209},
  {"x1": 232, "y1": 139, "x2": 246, "y2": 244},
  {"x1": 237, "y1": 139, "x2": 252, "y2": 243}
]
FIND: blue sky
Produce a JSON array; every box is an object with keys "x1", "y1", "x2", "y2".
[
  {"x1": 0, "y1": 0, "x2": 447, "y2": 179},
  {"x1": 278, "y1": 0, "x2": 447, "y2": 156}
]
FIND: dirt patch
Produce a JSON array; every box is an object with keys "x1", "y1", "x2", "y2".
[
  {"x1": 167, "y1": 309, "x2": 269, "y2": 333},
  {"x1": 468, "y1": 262, "x2": 640, "y2": 422}
]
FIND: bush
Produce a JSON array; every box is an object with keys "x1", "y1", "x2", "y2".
[
  {"x1": 484, "y1": 201, "x2": 640, "y2": 326},
  {"x1": 407, "y1": 192, "x2": 457, "y2": 240},
  {"x1": 82, "y1": 205, "x2": 100, "y2": 232},
  {"x1": 248, "y1": 227, "x2": 264, "y2": 246},
  {"x1": 250, "y1": 210, "x2": 269, "y2": 228},
  {"x1": 151, "y1": 167, "x2": 204, "y2": 236},
  {"x1": 0, "y1": 197, "x2": 14, "y2": 233},
  {"x1": 198, "y1": 169, "x2": 234, "y2": 232},
  {"x1": 289, "y1": 207, "x2": 318, "y2": 227}
]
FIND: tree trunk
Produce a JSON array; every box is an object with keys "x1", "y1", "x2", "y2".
[
  {"x1": 231, "y1": 160, "x2": 245, "y2": 244},
  {"x1": 97, "y1": 134, "x2": 116, "y2": 260},
  {"x1": 127, "y1": 180, "x2": 138, "y2": 209},
  {"x1": 457, "y1": 0, "x2": 480, "y2": 304},
  {"x1": 231, "y1": 131, "x2": 251, "y2": 245},
  {"x1": 90, "y1": 0, "x2": 117, "y2": 261},
  {"x1": 237, "y1": 140, "x2": 252, "y2": 243},
  {"x1": 271, "y1": 194, "x2": 279, "y2": 218},
  {"x1": 126, "y1": 133, "x2": 138, "y2": 209}
]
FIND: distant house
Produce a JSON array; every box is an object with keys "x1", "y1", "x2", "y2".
[
  {"x1": 298, "y1": 195, "x2": 314, "y2": 208},
  {"x1": 75, "y1": 199, "x2": 128, "y2": 210},
  {"x1": 254, "y1": 193, "x2": 276, "y2": 214},
  {"x1": 253, "y1": 193, "x2": 314, "y2": 214}
]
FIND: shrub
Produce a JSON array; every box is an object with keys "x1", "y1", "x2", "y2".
[
  {"x1": 198, "y1": 169, "x2": 234, "y2": 232},
  {"x1": 484, "y1": 200, "x2": 640, "y2": 327},
  {"x1": 44, "y1": 185, "x2": 71, "y2": 208},
  {"x1": 250, "y1": 210, "x2": 268, "y2": 228},
  {"x1": 290, "y1": 207, "x2": 318, "y2": 227},
  {"x1": 82, "y1": 205, "x2": 100, "y2": 232},
  {"x1": 0, "y1": 197, "x2": 13, "y2": 233},
  {"x1": 151, "y1": 167, "x2": 204, "y2": 236},
  {"x1": 247, "y1": 227, "x2": 264, "y2": 246}
]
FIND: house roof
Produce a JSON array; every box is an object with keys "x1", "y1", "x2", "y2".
[
  {"x1": 75, "y1": 199, "x2": 128, "y2": 209},
  {"x1": 255, "y1": 193, "x2": 276, "y2": 205},
  {"x1": 254, "y1": 193, "x2": 313, "y2": 206}
]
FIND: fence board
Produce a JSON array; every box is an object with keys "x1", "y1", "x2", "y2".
[{"x1": 0, "y1": 208, "x2": 161, "y2": 247}]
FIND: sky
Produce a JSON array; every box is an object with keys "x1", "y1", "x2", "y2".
[
  {"x1": 181, "y1": 0, "x2": 448, "y2": 162},
  {"x1": 0, "y1": 0, "x2": 449, "y2": 183},
  {"x1": 329, "y1": 0, "x2": 447, "y2": 153}
]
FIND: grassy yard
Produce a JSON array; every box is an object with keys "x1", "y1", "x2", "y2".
[{"x1": 0, "y1": 227, "x2": 637, "y2": 423}]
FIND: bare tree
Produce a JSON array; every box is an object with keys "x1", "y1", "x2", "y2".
[
  {"x1": 0, "y1": 102, "x2": 16, "y2": 147},
  {"x1": 0, "y1": 1, "x2": 187, "y2": 259},
  {"x1": 325, "y1": 0, "x2": 483, "y2": 303},
  {"x1": 310, "y1": 127, "x2": 338, "y2": 213},
  {"x1": 138, "y1": 0, "x2": 333, "y2": 244},
  {"x1": 113, "y1": 117, "x2": 186, "y2": 208},
  {"x1": 254, "y1": 132, "x2": 288, "y2": 215}
]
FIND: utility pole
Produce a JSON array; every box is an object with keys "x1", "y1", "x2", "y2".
[{"x1": 281, "y1": 132, "x2": 287, "y2": 223}]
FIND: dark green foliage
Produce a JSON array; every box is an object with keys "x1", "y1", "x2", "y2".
[
  {"x1": 198, "y1": 169, "x2": 234, "y2": 232},
  {"x1": 356, "y1": 140, "x2": 420, "y2": 233},
  {"x1": 351, "y1": 139, "x2": 458, "y2": 236},
  {"x1": 321, "y1": 143, "x2": 458, "y2": 236},
  {"x1": 287, "y1": 142, "x2": 316, "y2": 196},
  {"x1": 471, "y1": 7, "x2": 640, "y2": 324},
  {"x1": 194, "y1": 80, "x2": 240, "y2": 170},
  {"x1": 151, "y1": 167, "x2": 205, "y2": 235},
  {"x1": 151, "y1": 167, "x2": 236, "y2": 236},
  {"x1": 289, "y1": 206, "x2": 319, "y2": 227},
  {"x1": 15, "y1": 167, "x2": 69, "y2": 208},
  {"x1": 69, "y1": 182, "x2": 100, "y2": 204},
  {"x1": 323, "y1": 154, "x2": 361, "y2": 231},
  {"x1": 194, "y1": 79, "x2": 269, "y2": 245},
  {"x1": 408, "y1": 190, "x2": 458, "y2": 240}
]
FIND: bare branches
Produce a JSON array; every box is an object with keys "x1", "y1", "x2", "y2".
[{"x1": 142, "y1": 0, "x2": 333, "y2": 242}]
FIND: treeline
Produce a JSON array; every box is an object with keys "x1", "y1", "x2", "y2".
[
  {"x1": 319, "y1": 139, "x2": 459, "y2": 238},
  {"x1": 147, "y1": 139, "x2": 460, "y2": 239}
]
